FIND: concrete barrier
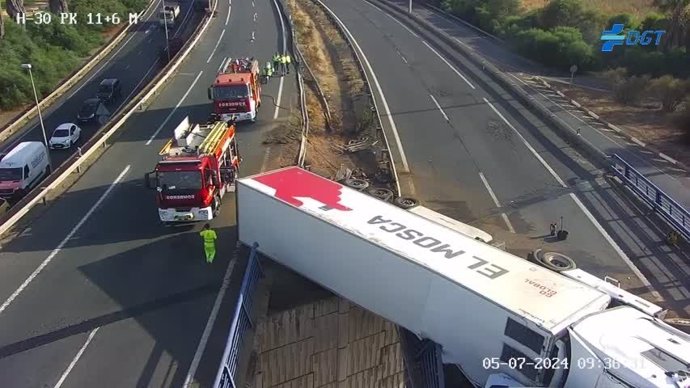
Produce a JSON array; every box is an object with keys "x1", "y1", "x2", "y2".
[{"x1": 0, "y1": 1, "x2": 219, "y2": 239}]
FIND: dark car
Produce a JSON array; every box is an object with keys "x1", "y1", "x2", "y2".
[
  {"x1": 77, "y1": 98, "x2": 102, "y2": 122},
  {"x1": 97, "y1": 78, "x2": 121, "y2": 104},
  {"x1": 194, "y1": 0, "x2": 210, "y2": 11}
]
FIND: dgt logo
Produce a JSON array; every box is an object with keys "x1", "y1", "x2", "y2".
[{"x1": 601, "y1": 24, "x2": 666, "y2": 52}]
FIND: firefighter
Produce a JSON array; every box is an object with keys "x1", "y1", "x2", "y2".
[
  {"x1": 272, "y1": 52, "x2": 281, "y2": 75},
  {"x1": 283, "y1": 52, "x2": 292, "y2": 74},
  {"x1": 261, "y1": 61, "x2": 273, "y2": 83},
  {"x1": 200, "y1": 223, "x2": 218, "y2": 263}
]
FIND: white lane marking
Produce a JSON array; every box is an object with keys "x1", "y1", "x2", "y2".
[
  {"x1": 567, "y1": 192, "x2": 657, "y2": 296},
  {"x1": 396, "y1": 50, "x2": 407, "y2": 64},
  {"x1": 172, "y1": 1, "x2": 195, "y2": 38},
  {"x1": 218, "y1": 57, "x2": 228, "y2": 73},
  {"x1": 251, "y1": 31, "x2": 255, "y2": 41},
  {"x1": 207, "y1": 30, "x2": 226, "y2": 63},
  {"x1": 146, "y1": 71, "x2": 204, "y2": 145},
  {"x1": 54, "y1": 328, "x2": 100, "y2": 388},
  {"x1": 271, "y1": 0, "x2": 287, "y2": 120},
  {"x1": 5, "y1": 7, "x2": 159, "y2": 150},
  {"x1": 422, "y1": 41, "x2": 475, "y2": 89},
  {"x1": 429, "y1": 94, "x2": 449, "y2": 122},
  {"x1": 0, "y1": 166, "x2": 131, "y2": 315},
  {"x1": 365, "y1": 0, "x2": 418, "y2": 38},
  {"x1": 120, "y1": 60, "x2": 160, "y2": 104},
  {"x1": 484, "y1": 98, "x2": 567, "y2": 187},
  {"x1": 253, "y1": 12, "x2": 257, "y2": 22},
  {"x1": 479, "y1": 172, "x2": 515, "y2": 233},
  {"x1": 225, "y1": 5, "x2": 232, "y2": 25},
  {"x1": 509, "y1": 73, "x2": 686, "y2": 187},
  {"x1": 182, "y1": 248, "x2": 238, "y2": 388},
  {"x1": 252, "y1": 0, "x2": 254, "y2": 6},
  {"x1": 261, "y1": 147, "x2": 272, "y2": 172},
  {"x1": 483, "y1": 97, "x2": 654, "y2": 291},
  {"x1": 321, "y1": 3, "x2": 410, "y2": 173}
]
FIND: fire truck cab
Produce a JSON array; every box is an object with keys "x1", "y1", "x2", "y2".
[{"x1": 145, "y1": 117, "x2": 240, "y2": 224}]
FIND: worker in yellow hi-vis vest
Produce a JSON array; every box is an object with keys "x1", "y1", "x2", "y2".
[{"x1": 200, "y1": 223, "x2": 217, "y2": 263}]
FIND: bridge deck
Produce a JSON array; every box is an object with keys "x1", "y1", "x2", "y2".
[{"x1": 252, "y1": 297, "x2": 407, "y2": 388}]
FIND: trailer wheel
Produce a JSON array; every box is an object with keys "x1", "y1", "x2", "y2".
[
  {"x1": 343, "y1": 178, "x2": 369, "y2": 191},
  {"x1": 394, "y1": 196, "x2": 419, "y2": 209},
  {"x1": 367, "y1": 187, "x2": 394, "y2": 202},
  {"x1": 529, "y1": 249, "x2": 576, "y2": 272}
]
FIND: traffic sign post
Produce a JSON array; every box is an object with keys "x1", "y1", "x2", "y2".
[{"x1": 569, "y1": 65, "x2": 578, "y2": 84}]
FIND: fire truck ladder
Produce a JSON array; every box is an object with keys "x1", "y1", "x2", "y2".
[{"x1": 198, "y1": 121, "x2": 229, "y2": 155}]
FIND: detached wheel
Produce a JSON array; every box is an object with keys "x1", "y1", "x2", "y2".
[
  {"x1": 343, "y1": 178, "x2": 369, "y2": 191},
  {"x1": 394, "y1": 196, "x2": 419, "y2": 209},
  {"x1": 367, "y1": 187, "x2": 394, "y2": 202},
  {"x1": 528, "y1": 249, "x2": 576, "y2": 272}
]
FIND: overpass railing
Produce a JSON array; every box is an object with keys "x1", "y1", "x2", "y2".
[
  {"x1": 611, "y1": 154, "x2": 690, "y2": 242},
  {"x1": 398, "y1": 327, "x2": 446, "y2": 388},
  {"x1": 213, "y1": 242, "x2": 264, "y2": 388}
]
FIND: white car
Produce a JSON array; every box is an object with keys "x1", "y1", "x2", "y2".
[{"x1": 49, "y1": 123, "x2": 81, "y2": 150}]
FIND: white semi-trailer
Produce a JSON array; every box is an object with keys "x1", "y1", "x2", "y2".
[{"x1": 236, "y1": 166, "x2": 690, "y2": 388}]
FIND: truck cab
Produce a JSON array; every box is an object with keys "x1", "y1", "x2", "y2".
[
  {"x1": 209, "y1": 58, "x2": 261, "y2": 123},
  {"x1": 145, "y1": 117, "x2": 240, "y2": 224},
  {"x1": 159, "y1": 3, "x2": 180, "y2": 27}
]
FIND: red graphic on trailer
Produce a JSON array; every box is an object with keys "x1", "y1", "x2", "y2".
[{"x1": 254, "y1": 167, "x2": 352, "y2": 211}]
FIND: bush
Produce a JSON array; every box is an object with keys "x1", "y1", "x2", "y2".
[
  {"x1": 512, "y1": 27, "x2": 595, "y2": 70},
  {"x1": 612, "y1": 74, "x2": 650, "y2": 105},
  {"x1": 536, "y1": 0, "x2": 604, "y2": 43},
  {"x1": 649, "y1": 75, "x2": 690, "y2": 112},
  {"x1": 607, "y1": 13, "x2": 637, "y2": 29},
  {"x1": 0, "y1": 0, "x2": 147, "y2": 110},
  {"x1": 674, "y1": 99, "x2": 690, "y2": 145}
]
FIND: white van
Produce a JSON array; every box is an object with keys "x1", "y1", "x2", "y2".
[{"x1": 0, "y1": 142, "x2": 50, "y2": 199}]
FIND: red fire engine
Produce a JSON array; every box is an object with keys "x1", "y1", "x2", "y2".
[
  {"x1": 145, "y1": 116, "x2": 241, "y2": 224},
  {"x1": 208, "y1": 57, "x2": 261, "y2": 123}
]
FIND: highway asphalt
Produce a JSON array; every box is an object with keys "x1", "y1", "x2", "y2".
[
  {"x1": 321, "y1": 0, "x2": 690, "y2": 318},
  {"x1": 0, "y1": 0, "x2": 297, "y2": 385},
  {"x1": 405, "y1": 1, "x2": 690, "y2": 210},
  {"x1": 0, "y1": 0, "x2": 200, "y2": 169}
]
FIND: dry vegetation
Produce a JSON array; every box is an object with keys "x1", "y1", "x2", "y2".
[
  {"x1": 267, "y1": 0, "x2": 381, "y2": 179},
  {"x1": 520, "y1": 0, "x2": 657, "y2": 17},
  {"x1": 552, "y1": 83, "x2": 690, "y2": 166}
]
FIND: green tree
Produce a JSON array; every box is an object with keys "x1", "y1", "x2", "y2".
[
  {"x1": 649, "y1": 75, "x2": 690, "y2": 112},
  {"x1": 537, "y1": 0, "x2": 603, "y2": 43},
  {"x1": 474, "y1": 0, "x2": 520, "y2": 32},
  {"x1": 607, "y1": 13, "x2": 637, "y2": 29},
  {"x1": 653, "y1": 0, "x2": 690, "y2": 51}
]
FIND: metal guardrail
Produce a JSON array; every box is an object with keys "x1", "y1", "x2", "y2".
[
  {"x1": 271, "y1": 0, "x2": 309, "y2": 167},
  {"x1": 294, "y1": 42, "x2": 333, "y2": 131},
  {"x1": 311, "y1": 0, "x2": 401, "y2": 195},
  {"x1": 0, "y1": 0, "x2": 158, "y2": 144},
  {"x1": 212, "y1": 243, "x2": 264, "y2": 388},
  {"x1": 0, "y1": 0, "x2": 219, "y2": 239},
  {"x1": 611, "y1": 154, "x2": 690, "y2": 241},
  {"x1": 398, "y1": 327, "x2": 446, "y2": 388}
]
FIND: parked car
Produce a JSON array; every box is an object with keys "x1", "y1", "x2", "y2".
[
  {"x1": 97, "y1": 78, "x2": 122, "y2": 104},
  {"x1": 77, "y1": 98, "x2": 102, "y2": 122},
  {"x1": 49, "y1": 123, "x2": 82, "y2": 150}
]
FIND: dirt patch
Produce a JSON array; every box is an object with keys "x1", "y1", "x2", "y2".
[
  {"x1": 274, "y1": 0, "x2": 384, "y2": 182},
  {"x1": 553, "y1": 84, "x2": 690, "y2": 166}
]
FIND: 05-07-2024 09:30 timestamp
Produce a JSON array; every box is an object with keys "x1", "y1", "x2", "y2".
[
  {"x1": 483, "y1": 356, "x2": 637, "y2": 371},
  {"x1": 13, "y1": 12, "x2": 142, "y2": 26}
]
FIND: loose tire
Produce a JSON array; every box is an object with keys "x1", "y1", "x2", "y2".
[
  {"x1": 367, "y1": 187, "x2": 394, "y2": 202},
  {"x1": 343, "y1": 178, "x2": 369, "y2": 191},
  {"x1": 528, "y1": 249, "x2": 576, "y2": 272},
  {"x1": 394, "y1": 196, "x2": 419, "y2": 209}
]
